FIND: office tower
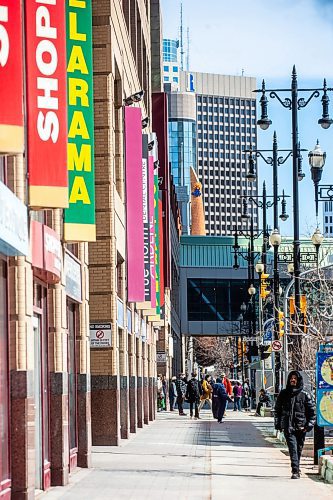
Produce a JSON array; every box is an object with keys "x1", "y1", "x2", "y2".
[
  {"x1": 323, "y1": 201, "x2": 333, "y2": 236},
  {"x1": 167, "y1": 89, "x2": 197, "y2": 234},
  {"x1": 180, "y1": 72, "x2": 258, "y2": 236},
  {"x1": 163, "y1": 38, "x2": 180, "y2": 90}
]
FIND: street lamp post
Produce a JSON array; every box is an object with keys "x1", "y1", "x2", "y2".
[
  {"x1": 246, "y1": 133, "x2": 292, "y2": 391},
  {"x1": 269, "y1": 228, "x2": 282, "y2": 393},
  {"x1": 255, "y1": 68, "x2": 333, "y2": 368}
]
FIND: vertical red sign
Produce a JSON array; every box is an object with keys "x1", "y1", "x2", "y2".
[
  {"x1": 0, "y1": 1, "x2": 24, "y2": 154},
  {"x1": 25, "y1": 0, "x2": 68, "y2": 208},
  {"x1": 125, "y1": 107, "x2": 145, "y2": 302}
]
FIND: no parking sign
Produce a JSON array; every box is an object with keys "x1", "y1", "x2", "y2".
[{"x1": 90, "y1": 323, "x2": 112, "y2": 348}]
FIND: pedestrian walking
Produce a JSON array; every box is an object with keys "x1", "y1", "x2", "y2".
[
  {"x1": 157, "y1": 374, "x2": 165, "y2": 411},
  {"x1": 255, "y1": 389, "x2": 271, "y2": 416},
  {"x1": 162, "y1": 375, "x2": 168, "y2": 411},
  {"x1": 242, "y1": 384, "x2": 251, "y2": 412},
  {"x1": 175, "y1": 373, "x2": 187, "y2": 416},
  {"x1": 212, "y1": 377, "x2": 233, "y2": 423},
  {"x1": 198, "y1": 374, "x2": 213, "y2": 412},
  {"x1": 186, "y1": 372, "x2": 201, "y2": 419},
  {"x1": 221, "y1": 373, "x2": 233, "y2": 397},
  {"x1": 233, "y1": 381, "x2": 243, "y2": 411},
  {"x1": 169, "y1": 376, "x2": 177, "y2": 411},
  {"x1": 274, "y1": 370, "x2": 315, "y2": 479}
]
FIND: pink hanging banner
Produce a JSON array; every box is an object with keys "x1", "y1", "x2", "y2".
[
  {"x1": 149, "y1": 155, "x2": 156, "y2": 308},
  {"x1": 125, "y1": 107, "x2": 144, "y2": 302}
]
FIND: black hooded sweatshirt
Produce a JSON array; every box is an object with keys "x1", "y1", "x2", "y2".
[{"x1": 274, "y1": 371, "x2": 316, "y2": 433}]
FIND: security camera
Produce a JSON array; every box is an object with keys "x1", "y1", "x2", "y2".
[
  {"x1": 148, "y1": 140, "x2": 154, "y2": 151},
  {"x1": 132, "y1": 90, "x2": 145, "y2": 102},
  {"x1": 154, "y1": 160, "x2": 160, "y2": 170},
  {"x1": 142, "y1": 117, "x2": 149, "y2": 129},
  {"x1": 123, "y1": 90, "x2": 145, "y2": 106}
]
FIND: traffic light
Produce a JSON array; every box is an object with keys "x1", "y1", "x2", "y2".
[
  {"x1": 260, "y1": 273, "x2": 271, "y2": 299},
  {"x1": 278, "y1": 310, "x2": 285, "y2": 337},
  {"x1": 300, "y1": 295, "x2": 307, "y2": 315},
  {"x1": 259, "y1": 344, "x2": 271, "y2": 360},
  {"x1": 237, "y1": 337, "x2": 242, "y2": 358}
]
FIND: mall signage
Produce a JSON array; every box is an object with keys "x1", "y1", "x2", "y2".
[
  {"x1": 0, "y1": 181, "x2": 28, "y2": 256},
  {"x1": 25, "y1": 0, "x2": 68, "y2": 208},
  {"x1": 30, "y1": 220, "x2": 62, "y2": 283},
  {"x1": 125, "y1": 107, "x2": 145, "y2": 302},
  {"x1": 64, "y1": 0, "x2": 96, "y2": 241},
  {"x1": 0, "y1": 1, "x2": 24, "y2": 153}
]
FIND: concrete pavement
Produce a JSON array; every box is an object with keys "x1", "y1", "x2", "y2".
[{"x1": 42, "y1": 410, "x2": 332, "y2": 500}]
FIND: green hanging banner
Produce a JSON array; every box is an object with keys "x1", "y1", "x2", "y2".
[{"x1": 64, "y1": 0, "x2": 96, "y2": 242}]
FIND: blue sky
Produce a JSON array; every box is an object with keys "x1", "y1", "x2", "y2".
[{"x1": 161, "y1": 0, "x2": 333, "y2": 237}]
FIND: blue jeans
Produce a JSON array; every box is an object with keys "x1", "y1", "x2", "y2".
[{"x1": 234, "y1": 397, "x2": 241, "y2": 411}]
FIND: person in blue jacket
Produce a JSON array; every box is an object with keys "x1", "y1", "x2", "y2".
[{"x1": 212, "y1": 377, "x2": 233, "y2": 423}]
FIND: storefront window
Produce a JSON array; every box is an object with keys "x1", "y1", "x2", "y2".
[{"x1": 0, "y1": 259, "x2": 9, "y2": 483}]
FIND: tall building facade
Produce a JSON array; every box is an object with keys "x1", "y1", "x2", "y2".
[
  {"x1": 0, "y1": 4, "x2": 92, "y2": 497},
  {"x1": 180, "y1": 72, "x2": 258, "y2": 236},
  {"x1": 323, "y1": 201, "x2": 333, "y2": 237},
  {"x1": 167, "y1": 90, "x2": 197, "y2": 234},
  {"x1": 163, "y1": 38, "x2": 180, "y2": 90}
]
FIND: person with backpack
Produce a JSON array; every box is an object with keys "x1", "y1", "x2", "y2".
[
  {"x1": 274, "y1": 371, "x2": 315, "y2": 479},
  {"x1": 186, "y1": 372, "x2": 201, "y2": 419},
  {"x1": 175, "y1": 373, "x2": 187, "y2": 416}
]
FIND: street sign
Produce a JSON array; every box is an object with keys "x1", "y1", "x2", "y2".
[
  {"x1": 90, "y1": 323, "x2": 112, "y2": 348},
  {"x1": 316, "y1": 347, "x2": 333, "y2": 427},
  {"x1": 271, "y1": 340, "x2": 282, "y2": 352},
  {"x1": 156, "y1": 352, "x2": 166, "y2": 363},
  {"x1": 263, "y1": 318, "x2": 274, "y2": 345},
  {"x1": 242, "y1": 336, "x2": 260, "y2": 342}
]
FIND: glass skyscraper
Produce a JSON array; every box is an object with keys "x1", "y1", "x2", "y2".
[
  {"x1": 163, "y1": 39, "x2": 178, "y2": 62},
  {"x1": 169, "y1": 119, "x2": 196, "y2": 188},
  {"x1": 162, "y1": 39, "x2": 180, "y2": 90}
]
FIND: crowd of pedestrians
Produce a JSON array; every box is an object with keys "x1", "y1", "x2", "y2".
[{"x1": 157, "y1": 372, "x2": 259, "y2": 420}]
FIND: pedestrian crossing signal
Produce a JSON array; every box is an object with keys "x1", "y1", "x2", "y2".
[{"x1": 260, "y1": 273, "x2": 270, "y2": 299}]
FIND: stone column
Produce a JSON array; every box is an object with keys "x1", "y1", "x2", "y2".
[
  {"x1": 119, "y1": 329, "x2": 129, "y2": 439},
  {"x1": 136, "y1": 338, "x2": 143, "y2": 428},
  {"x1": 77, "y1": 243, "x2": 92, "y2": 468},
  {"x1": 128, "y1": 331, "x2": 137, "y2": 434},
  {"x1": 148, "y1": 343, "x2": 154, "y2": 421},
  {"x1": 8, "y1": 155, "x2": 35, "y2": 499},
  {"x1": 143, "y1": 342, "x2": 149, "y2": 425}
]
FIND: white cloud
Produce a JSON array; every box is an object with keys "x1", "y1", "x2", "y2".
[{"x1": 161, "y1": 0, "x2": 333, "y2": 78}]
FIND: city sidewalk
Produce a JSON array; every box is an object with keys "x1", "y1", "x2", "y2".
[{"x1": 41, "y1": 410, "x2": 332, "y2": 500}]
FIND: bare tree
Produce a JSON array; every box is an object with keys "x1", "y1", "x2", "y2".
[
  {"x1": 193, "y1": 336, "x2": 234, "y2": 375},
  {"x1": 281, "y1": 265, "x2": 333, "y2": 378}
]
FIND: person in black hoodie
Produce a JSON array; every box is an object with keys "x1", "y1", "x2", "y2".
[
  {"x1": 186, "y1": 372, "x2": 201, "y2": 419},
  {"x1": 274, "y1": 370, "x2": 315, "y2": 479}
]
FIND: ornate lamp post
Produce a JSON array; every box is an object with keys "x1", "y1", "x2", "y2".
[{"x1": 255, "y1": 68, "x2": 333, "y2": 368}]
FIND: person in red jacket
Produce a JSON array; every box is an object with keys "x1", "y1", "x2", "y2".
[
  {"x1": 221, "y1": 373, "x2": 232, "y2": 396},
  {"x1": 221, "y1": 373, "x2": 233, "y2": 414}
]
